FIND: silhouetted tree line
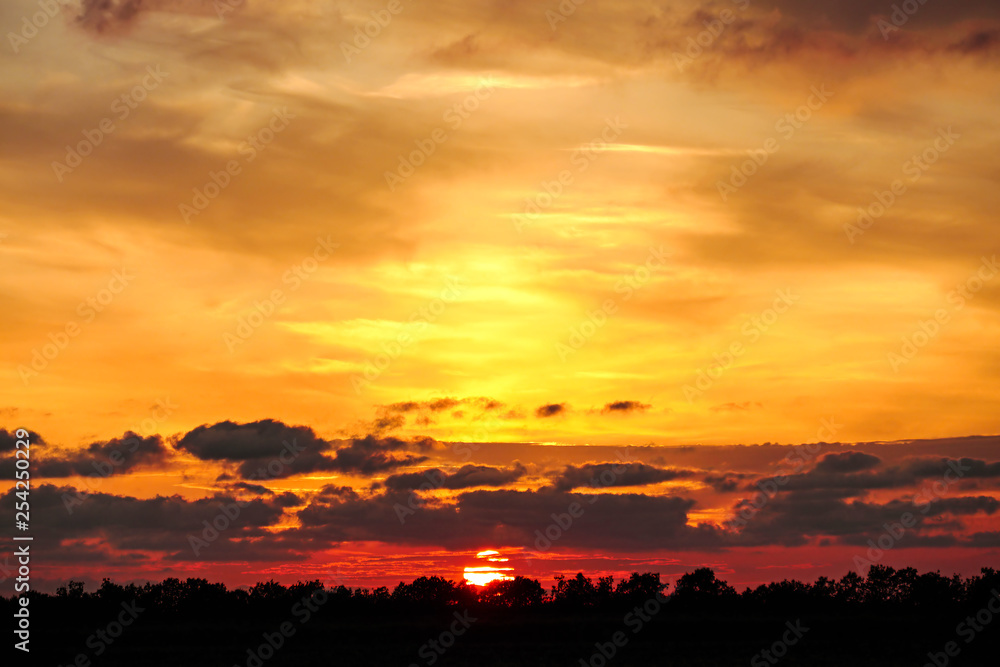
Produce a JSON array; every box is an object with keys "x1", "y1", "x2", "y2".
[{"x1": 10, "y1": 565, "x2": 1000, "y2": 620}]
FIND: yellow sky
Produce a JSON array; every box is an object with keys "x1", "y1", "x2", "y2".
[{"x1": 2, "y1": 0, "x2": 999, "y2": 451}]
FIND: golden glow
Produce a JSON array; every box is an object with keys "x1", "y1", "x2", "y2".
[
  {"x1": 464, "y1": 550, "x2": 515, "y2": 586},
  {"x1": 463, "y1": 567, "x2": 514, "y2": 586}
]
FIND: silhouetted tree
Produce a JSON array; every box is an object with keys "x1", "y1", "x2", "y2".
[
  {"x1": 614, "y1": 572, "x2": 666, "y2": 602},
  {"x1": 672, "y1": 568, "x2": 737, "y2": 609},
  {"x1": 480, "y1": 576, "x2": 545, "y2": 608},
  {"x1": 551, "y1": 573, "x2": 598, "y2": 607}
]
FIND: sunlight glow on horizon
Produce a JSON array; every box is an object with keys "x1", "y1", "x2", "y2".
[{"x1": 464, "y1": 550, "x2": 515, "y2": 585}]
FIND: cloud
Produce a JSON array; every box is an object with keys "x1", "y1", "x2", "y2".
[
  {"x1": 813, "y1": 451, "x2": 882, "y2": 474},
  {"x1": 710, "y1": 402, "x2": 762, "y2": 412},
  {"x1": 177, "y1": 419, "x2": 328, "y2": 461},
  {"x1": 327, "y1": 435, "x2": 430, "y2": 476},
  {"x1": 949, "y1": 28, "x2": 1000, "y2": 54},
  {"x1": 384, "y1": 463, "x2": 527, "y2": 491},
  {"x1": 703, "y1": 472, "x2": 752, "y2": 493},
  {"x1": 296, "y1": 487, "x2": 724, "y2": 551},
  {"x1": 369, "y1": 397, "x2": 510, "y2": 432},
  {"x1": 733, "y1": 487, "x2": 1000, "y2": 548},
  {"x1": 51, "y1": 433, "x2": 169, "y2": 476},
  {"x1": 75, "y1": 0, "x2": 228, "y2": 34},
  {"x1": 551, "y1": 462, "x2": 696, "y2": 492},
  {"x1": 535, "y1": 403, "x2": 567, "y2": 418},
  {"x1": 229, "y1": 482, "x2": 274, "y2": 496},
  {"x1": 752, "y1": 0, "x2": 1000, "y2": 31},
  {"x1": 380, "y1": 397, "x2": 507, "y2": 415},
  {"x1": 0, "y1": 431, "x2": 165, "y2": 478},
  {"x1": 175, "y1": 420, "x2": 429, "y2": 479},
  {"x1": 0, "y1": 484, "x2": 293, "y2": 562},
  {"x1": 602, "y1": 401, "x2": 651, "y2": 413},
  {"x1": 0, "y1": 428, "x2": 45, "y2": 452},
  {"x1": 751, "y1": 456, "x2": 1000, "y2": 495}
]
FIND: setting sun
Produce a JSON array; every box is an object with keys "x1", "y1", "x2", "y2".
[{"x1": 463, "y1": 550, "x2": 515, "y2": 586}]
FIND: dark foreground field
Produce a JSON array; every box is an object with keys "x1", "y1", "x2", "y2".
[
  {"x1": 13, "y1": 567, "x2": 1000, "y2": 666},
  {"x1": 25, "y1": 609, "x2": 1000, "y2": 666}
]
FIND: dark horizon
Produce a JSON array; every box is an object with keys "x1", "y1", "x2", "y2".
[{"x1": 16, "y1": 565, "x2": 1000, "y2": 666}]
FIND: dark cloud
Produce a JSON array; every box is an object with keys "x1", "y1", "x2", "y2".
[
  {"x1": 384, "y1": 464, "x2": 527, "y2": 491},
  {"x1": 371, "y1": 413, "x2": 406, "y2": 433},
  {"x1": 0, "y1": 431, "x2": 165, "y2": 479},
  {"x1": 732, "y1": 484, "x2": 1000, "y2": 548},
  {"x1": 370, "y1": 398, "x2": 509, "y2": 432},
  {"x1": 383, "y1": 401, "x2": 421, "y2": 413},
  {"x1": 703, "y1": 472, "x2": 752, "y2": 493},
  {"x1": 753, "y1": 0, "x2": 1000, "y2": 31},
  {"x1": 427, "y1": 398, "x2": 460, "y2": 411},
  {"x1": 55, "y1": 433, "x2": 167, "y2": 476},
  {"x1": 551, "y1": 462, "x2": 696, "y2": 492},
  {"x1": 814, "y1": 451, "x2": 882, "y2": 474},
  {"x1": 750, "y1": 457, "x2": 1000, "y2": 496},
  {"x1": 296, "y1": 487, "x2": 723, "y2": 551},
  {"x1": 230, "y1": 482, "x2": 274, "y2": 496},
  {"x1": 602, "y1": 401, "x2": 651, "y2": 413},
  {"x1": 0, "y1": 428, "x2": 45, "y2": 451},
  {"x1": 176, "y1": 420, "x2": 429, "y2": 479},
  {"x1": 177, "y1": 419, "x2": 328, "y2": 461},
  {"x1": 0, "y1": 484, "x2": 292, "y2": 562},
  {"x1": 967, "y1": 531, "x2": 1000, "y2": 547},
  {"x1": 949, "y1": 28, "x2": 1000, "y2": 54},
  {"x1": 535, "y1": 403, "x2": 567, "y2": 418},
  {"x1": 381, "y1": 397, "x2": 506, "y2": 414},
  {"x1": 328, "y1": 435, "x2": 430, "y2": 476}
]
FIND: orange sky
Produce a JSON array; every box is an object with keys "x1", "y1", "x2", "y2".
[{"x1": 1, "y1": 0, "x2": 999, "y2": 591}]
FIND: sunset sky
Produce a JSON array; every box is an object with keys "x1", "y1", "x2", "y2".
[{"x1": 1, "y1": 0, "x2": 999, "y2": 592}]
